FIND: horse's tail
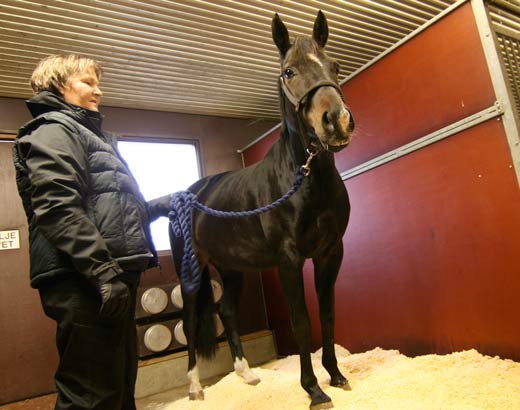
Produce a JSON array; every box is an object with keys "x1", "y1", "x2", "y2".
[
  {"x1": 195, "y1": 266, "x2": 217, "y2": 359},
  {"x1": 168, "y1": 218, "x2": 217, "y2": 359}
]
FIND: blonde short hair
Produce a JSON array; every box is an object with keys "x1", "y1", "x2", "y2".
[{"x1": 30, "y1": 54, "x2": 102, "y2": 94}]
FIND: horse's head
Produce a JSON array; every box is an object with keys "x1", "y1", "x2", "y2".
[{"x1": 272, "y1": 11, "x2": 355, "y2": 153}]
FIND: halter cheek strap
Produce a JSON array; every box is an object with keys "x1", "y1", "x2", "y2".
[{"x1": 280, "y1": 77, "x2": 345, "y2": 112}]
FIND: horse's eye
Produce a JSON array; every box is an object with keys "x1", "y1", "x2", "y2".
[
  {"x1": 334, "y1": 62, "x2": 340, "y2": 75},
  {"x1": 283, "y1": 68, "x2": 295, "y2": 79}
]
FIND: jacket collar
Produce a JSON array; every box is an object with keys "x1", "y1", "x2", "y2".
[{"x1": 26, "y1": 91, "x2": 104, "y2": 136}]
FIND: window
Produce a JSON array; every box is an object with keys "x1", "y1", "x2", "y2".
[{"x1": 118, "y1": 139, "x2": 201, "y2": 251}]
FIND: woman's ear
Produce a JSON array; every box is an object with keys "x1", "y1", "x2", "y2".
[{"x1": 55, "y1": 80, "x2": 67, "y2": 96}]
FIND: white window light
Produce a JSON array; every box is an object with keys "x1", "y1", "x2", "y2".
[{"x1": 118, "y1": 140, "x2": 201, "y2": 251}]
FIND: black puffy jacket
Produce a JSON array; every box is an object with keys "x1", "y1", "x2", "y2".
[{"x1": 13, "y1": 92, "x2": 169, "y2": 289}]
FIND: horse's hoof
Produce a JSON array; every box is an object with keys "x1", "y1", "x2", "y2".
[
  {"x1": 310, "y1": 393, "x2": 333, "y2": 410},
  {"x1": 331, "y1": 376, "x2": 351, "y2": 390},
  {"x1": 246, "y1": 376, "x2": 261, "y2": 386},
  {"x1": 337, "y1": 380, "x2": 351, "y2": 391},
  {"x1": 310, "y1": 398, "x2": 333, "y2": 410},
  {"x1": 235, "y1": 358, "x2": 261, "y2": 386},
  {"x1": 189, "y1": 391, "x2": 205, "y2": 401}
]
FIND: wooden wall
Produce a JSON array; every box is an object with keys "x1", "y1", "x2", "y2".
[
  {"x1": 0, "y1": 141, "x2": 57, "y2": 404},
  {"x1": 243, "y1": 3, "x2": 520, "y2": 360}
]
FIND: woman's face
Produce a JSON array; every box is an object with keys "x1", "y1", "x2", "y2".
[{"x1": 60, "y1": 69, "x2": 103, "y2": 111}]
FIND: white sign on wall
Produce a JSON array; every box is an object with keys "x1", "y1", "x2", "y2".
[{"x1": 0, "y1": 230, "x2": 20, "y2": 250}]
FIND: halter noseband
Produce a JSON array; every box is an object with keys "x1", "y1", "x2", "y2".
[{"x1": 279, "y1": 77, "x2": 345, "y2": 112}]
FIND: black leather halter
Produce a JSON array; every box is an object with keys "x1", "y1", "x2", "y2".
[{"x1": 279, "y1": 76, "x2": 345, "y2": 112}]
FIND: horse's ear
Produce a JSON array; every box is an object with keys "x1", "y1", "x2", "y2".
[
  {"x1": 313, "y1": 10, "x2": 329, "y2": 48},
  {"x1": 272, "y1": 13, "x2": 291, "y2": 56}
]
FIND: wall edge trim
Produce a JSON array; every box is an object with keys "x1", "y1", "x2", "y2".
[
  {"x1": 237, "y1": 122, "x2": 281, "y2": 154},
  {"x1": 471, "y1": 0, "x2": 520, "y2": 187},
  {"x1": 340, "y1": 103, "x2": 503, "y2": 180}
]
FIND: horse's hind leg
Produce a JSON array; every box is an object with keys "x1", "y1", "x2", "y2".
[
  {"x1": 218, "y1": 269, "x2": 260, "y2": 385},
  {"x1": 313, "y1": 242, "x2": 350, "y2": 390},
  {"x1": 169, "y1": 227, "x2": 204, "y2": 400},
  {"x1": 183, "y1": 293, "x2": 205, "y2": 400}
]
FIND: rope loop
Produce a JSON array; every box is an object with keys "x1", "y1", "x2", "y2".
[{"x1": 169, "y1": 166, "x2": 308, "y2": 294}]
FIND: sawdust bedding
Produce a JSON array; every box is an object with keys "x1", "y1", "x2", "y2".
[{"x1": 159, "y1": 345, "x2": 520, "y2": 410}]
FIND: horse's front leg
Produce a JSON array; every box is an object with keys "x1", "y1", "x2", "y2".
[
  {"x1": 218, "y1": 269, "x2": 260, "y2": 385},
  {"x1": 278, "y1": 260, "x2": 333, "y2": 410},
  {"x1": 313, "y1": 242, "x2": 350, "y2": 390}
]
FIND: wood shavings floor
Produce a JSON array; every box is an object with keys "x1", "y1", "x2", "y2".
[{"x1": 143, "y1": 346, "x2": 520, "y2": 410}]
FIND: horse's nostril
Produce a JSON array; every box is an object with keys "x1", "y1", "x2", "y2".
[
  {"x1": 322, "y1": 112, "x2": 335, "y2": 133},
  {"x1": 322, "y1": 111, "x2": 330, "y2": 125}
]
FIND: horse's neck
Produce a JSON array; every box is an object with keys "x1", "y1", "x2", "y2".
[
  {"x1": 273, "y1": 96, "x2": 309, "y2": 169},
  {"x1": 260, "y1": 98, "x2": 338, "y2": 184},
  {"x1": 264, "y1": 127, "x2": 306, "y2": 175},
  {"x1": 263, "y1": 127, "x2": 335, "y2": 187}
]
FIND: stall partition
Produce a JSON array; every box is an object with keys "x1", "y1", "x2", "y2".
[{"x1": 242, "y1": 1, "x2": 520, "y2": 360}]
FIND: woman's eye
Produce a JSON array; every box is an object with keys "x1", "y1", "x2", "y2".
[
  {"x1": 283, "y1": 68, "x2": 295, "y2": 79},
  {"x1": 80, "y1": 77, "x2": 96, "y2": 86}
]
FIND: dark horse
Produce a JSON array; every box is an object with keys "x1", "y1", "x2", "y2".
[{"x1": 169, "y1": 10, "x2": 354, "y2": 410}]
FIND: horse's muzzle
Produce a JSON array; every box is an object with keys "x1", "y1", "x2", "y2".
[
  {"x1": 324, "y1": 140, "x2": 349, "y2": 152},
  {"x1": 320, "y1": 106, "x2": 354, "y2": 152}
]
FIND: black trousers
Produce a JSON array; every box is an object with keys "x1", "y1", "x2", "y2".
[{"x1": 39, "y1": 272, "x2": 140, "y2": 410}]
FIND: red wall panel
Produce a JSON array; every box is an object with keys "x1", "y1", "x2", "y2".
[
  {"x1": 242, "y1": 129, "x2": 280, "y2": 167},
  {"x1": 335, "y1": 3, "x2": 496, "y2": 173}
]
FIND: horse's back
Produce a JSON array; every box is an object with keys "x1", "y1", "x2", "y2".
[
  {"x1": 185, "y1": 164, "x2": 278, "y2": 269},
  {"x1": 188, "y1": 170, "x2": 233, "y2": 196}
]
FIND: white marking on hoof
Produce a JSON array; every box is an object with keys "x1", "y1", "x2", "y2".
[
  {"x1": 188, "y1": 365, "x2": 204, "y2": 400},
  {"x1": 189, "y1": 391, "x2": 204, "y2": 401},
  {"x1": 234, "y1": 357, "x2": 261, "y2": 385}
]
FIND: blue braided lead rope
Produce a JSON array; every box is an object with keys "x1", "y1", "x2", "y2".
[{"x1": 168, "y1": 166, "x2": 307, "y2": 294}]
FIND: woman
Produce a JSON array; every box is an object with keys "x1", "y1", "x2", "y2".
[{"x1": 12, "y1": 54, "x2": 171, "y2": 410}]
